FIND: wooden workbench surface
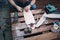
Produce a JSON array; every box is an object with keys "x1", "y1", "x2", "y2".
[
  {"x1": 24, "y1": 32, "x2": 58, "y2": 40},
  {"x1": 11, "y1": 9, "x2": 59, "y2": 40}
]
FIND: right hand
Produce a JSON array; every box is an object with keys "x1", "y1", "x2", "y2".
[
  {"x1": 16, "y1": 6, "x2": 22, "y2": 12},
  {"x1": 24, "y1": 5, "x2": 31, "y2": 12}
]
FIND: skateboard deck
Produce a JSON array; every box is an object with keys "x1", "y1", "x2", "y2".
[
  {"x1": 36, "y1": 12, "x2": 60, "y2": 27},
  {"x1": 35, "y1": 13, "x2": 47, "y2": 27},
  {"x1": 23, "y1": 10, "x2": 36, "y2": 29},
  {"x1": 45, "y1": 14, "x2": 60, "y2": 18}
]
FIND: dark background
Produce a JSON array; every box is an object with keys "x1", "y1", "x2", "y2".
[{"x1": 36, "y1": 0, "x2": 60, "y2": 9}]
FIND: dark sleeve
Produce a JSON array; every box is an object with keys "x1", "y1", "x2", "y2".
[{"x1": 0, "y1": 0, "x2": 8, "y2": 5}]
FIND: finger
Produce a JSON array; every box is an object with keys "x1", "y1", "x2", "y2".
[
  {"x1": 24, "y1": 7, "x2": 28, "y2": 12},
  {"x1": 18, "y1": 8, "x2": 22, "y2": 12}
]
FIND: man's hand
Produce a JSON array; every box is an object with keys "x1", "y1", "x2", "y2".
[
  {"x1": 16, "y1": 6, "x2": 22, "y2": 12},
  {"x1": 24, "y1": 5, "x2": 31, "y2": 12}
]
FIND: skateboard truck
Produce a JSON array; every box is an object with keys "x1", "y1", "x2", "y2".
[
  {"x1": 24, "y1": 27, "x2": 32, "y2": 34},
  {"x1": 24, "y1": 23, "x2": 35, "y2": 34}
]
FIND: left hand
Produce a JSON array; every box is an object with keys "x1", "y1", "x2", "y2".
[{"x1": 24, "y1": 5, "x2": 31, "y2": 12}]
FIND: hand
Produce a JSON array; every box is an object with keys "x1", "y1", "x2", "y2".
[
  {"x1": 16, "y1": 6, "x2": 22, "y2": 12},
  {"x1": 24, "y1": 5, "x2": 31, "y2": 12}
]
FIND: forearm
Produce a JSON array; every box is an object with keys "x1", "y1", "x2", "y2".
[
  {"x1": 30, "y1": 0, "x2": 36, "y2": 5},
  {"x1": 8, "y1": 0, "x2": 18, "y2": 8}
]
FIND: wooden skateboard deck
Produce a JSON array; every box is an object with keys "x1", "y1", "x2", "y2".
[
  {"x1": 35, "y1": 13, "x2": 47, "y2": 27},
  {"x1": 36, "y1": 12, "x2": 60, "y2": 27},
  {"x1": 23, "y1": 10, "x2": 36, "y2": 29}
]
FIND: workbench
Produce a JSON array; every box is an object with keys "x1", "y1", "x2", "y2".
[{"x1": 10, "y1": 9, "x2": 59, "y2": 40}]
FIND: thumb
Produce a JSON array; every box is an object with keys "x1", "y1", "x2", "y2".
[{"x1": 25, "y1": 8, "x2": 29, "y2": 12}]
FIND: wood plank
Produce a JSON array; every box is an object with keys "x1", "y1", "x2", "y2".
[
  {"x1": 11, "y1": 18, "x2": 53, "y2": 30},
  {"x1": 24, "y1": 32, "x2": 58, "y2": 40},
  {"x1": 11, "y1": 14, "x2": 42, "y2": 22},
  {"x1": 10, "y1": 9, "x2": 43, "y2": 18},
  {"x1": 12, "y1": 23, "x2": 26, "y2": 30},
  {"x1": 12, "y1": 19, "x2": 53, "y2": 30},
  {"x1": 12, "y1": 25, "x2": 52, "y2": 37},
  {"x1": 23, "y1": 25, "x2": 52, "y2": 37}
]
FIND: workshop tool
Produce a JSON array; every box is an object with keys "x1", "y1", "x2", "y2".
[{"x1": 45, "y1": 4, "x2": 56, "y2": 13}]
